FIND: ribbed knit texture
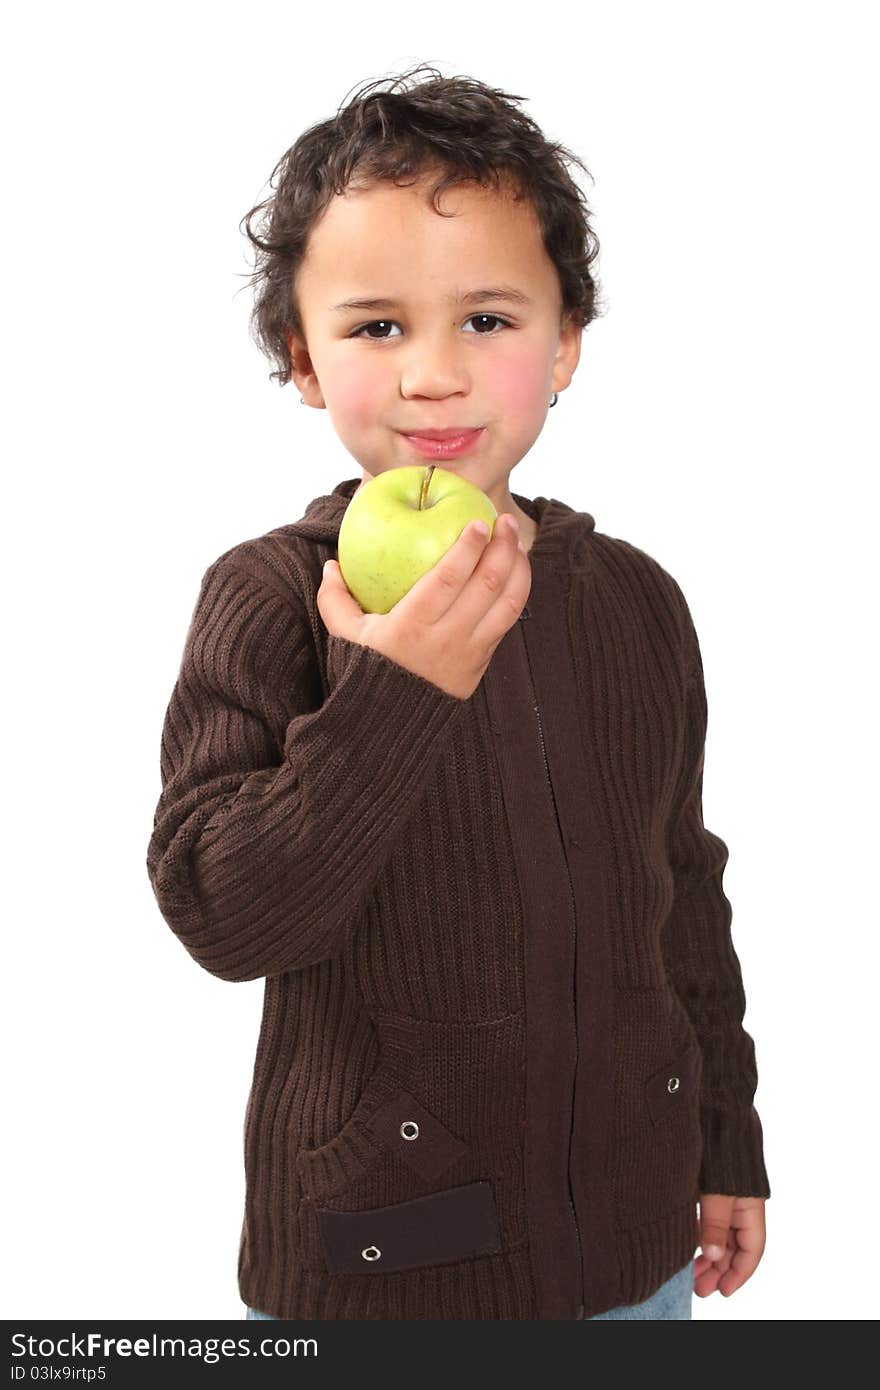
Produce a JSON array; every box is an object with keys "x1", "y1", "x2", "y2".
[{"x1": 146, "y1": 478, "x2": 770, "y2": 1320}]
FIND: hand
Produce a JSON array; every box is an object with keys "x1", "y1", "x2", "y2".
[
  {"x1": 317, "y1": 513, "x2": 532, "y2": 701},
  {"x1": 695, "y1": 1193, "x2": 767, "y2": 1298}
]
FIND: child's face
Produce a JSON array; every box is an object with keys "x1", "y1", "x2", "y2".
[{"x1": 288, "y1": 170, "x2": 581, "y2": 505}]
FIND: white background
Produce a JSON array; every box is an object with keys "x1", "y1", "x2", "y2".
[{"x1": 3, "y1": 0, "x2": 876, "y2": 1324}]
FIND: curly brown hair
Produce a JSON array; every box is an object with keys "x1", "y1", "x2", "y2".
[{"x1": 239, "y1": 63, "x2": 606, "y2": 386}]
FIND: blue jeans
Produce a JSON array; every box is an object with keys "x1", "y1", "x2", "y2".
[
  {"x1": 245, "y1": 1259, "x2": 693, "y2": 1321},
  {"x1": 587, "y1": 1260, "x2": 693, "y2": 1319}
]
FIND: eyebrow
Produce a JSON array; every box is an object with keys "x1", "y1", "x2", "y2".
[{"x1": 331, "y1": 286, "x2": 532, "y2": 313}]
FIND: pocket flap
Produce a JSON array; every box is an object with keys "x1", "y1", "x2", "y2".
[
  {"x1": 363, "y1": 1087, "x2": 469, "y2": 1182},
  {"x1": 645, "y1": 1043, "x2": 702, "y2": 1125},
  {"x1": 316, "y1": 1180, "x2": 502, "y2": 1275}
]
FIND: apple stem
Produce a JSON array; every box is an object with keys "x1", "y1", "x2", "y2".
[{"x1": 418, "y1": 465, "x2": 435, "y2": 511}]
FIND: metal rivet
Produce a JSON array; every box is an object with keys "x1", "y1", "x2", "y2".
[
  {"x1": 667, "y1": 1075, "x2": 680, "y2": 1094},
  {"x1": 400, "y1": 1120, "x2": 419, "y2": 1141},
  {"x1": 361, "y1": 1245, "x2": 381, "y2": 1261}
]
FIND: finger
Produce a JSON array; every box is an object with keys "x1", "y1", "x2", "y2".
[
  {"x1": 698, "y1": 1193, "x2": 736, "y2": 1262},
  {"x1": 693, "y1": 1237, "x2": 735, "y2": 1298},
  {"x1": 716, "y1": 1243, "x2": 760, "y2": 1296},
  {"x1": 317, "y1": 557, "x2": 364, "y2": 635},
  {"x1": 436, "y1": 512, "x2": 523, "y2": 636},
  {"x1": 400, "y1": 517, "x2": 495, "y2": 626},
  {"x1": 470, "y1": 538, "x2": 532, "y2": 652},
  {"x1": 717, "y1": 1199, "x2": 766, "y2": 1293}
]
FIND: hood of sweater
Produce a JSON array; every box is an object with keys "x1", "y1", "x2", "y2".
[{"x1": 286, "y1": 476, "x2": 597, "y2": 573}]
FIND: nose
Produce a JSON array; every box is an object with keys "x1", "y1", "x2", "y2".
[{"x1": 399, "y1": 333, "x2": 470, "y2": 399}]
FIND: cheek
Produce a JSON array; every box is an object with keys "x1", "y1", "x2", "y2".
[
  {"x1": 327, "y1": 359, "x2": 385, "y2": 428},
  {"x1": 484, "y1": 351, "x2": 547, "y2": 418}
]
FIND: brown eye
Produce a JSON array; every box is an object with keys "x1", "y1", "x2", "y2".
[
  {"x1": 351, "y1": 320, "x2": 400, "y2": 339},
  {"x1": 465, "y1": 314, "x2": 510, "y2": 334}
]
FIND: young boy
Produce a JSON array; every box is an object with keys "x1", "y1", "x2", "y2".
[{"x1": 147, "y1": 65, "x2": 770, "y2": 1322}]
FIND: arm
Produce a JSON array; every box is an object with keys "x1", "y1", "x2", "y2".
[
  {"x1": 660, "y1": 593, "x2": 771, "y2": 1198},
  {"x1": 146, "y1": 553, "x2": 466, "y2": 982}
]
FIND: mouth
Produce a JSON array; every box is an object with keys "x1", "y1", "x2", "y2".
[
  {"x1": 399, "y1": 427, "x2": 486, "y2": 459},
  {"x1": 399, "y1": 427, "x2": 484, "y2": 439}
]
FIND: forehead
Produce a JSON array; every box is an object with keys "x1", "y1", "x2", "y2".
[{"x1": 298, "y1": 173, "x2": 557, "y2": 301}]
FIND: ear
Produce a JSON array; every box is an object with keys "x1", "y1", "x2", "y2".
[
  {"x1": 551, "y1": 311, "x2": 582, "y2": 396},
  {"x1": 288, "y1": 330, "x2": 325, "y2": 408}
]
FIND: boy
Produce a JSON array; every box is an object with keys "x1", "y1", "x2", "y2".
[{"x1": 147, "y1": 65, "x2": 770, "y2": 1322}]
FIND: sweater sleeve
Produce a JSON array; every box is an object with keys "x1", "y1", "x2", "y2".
[
  {"x1": 146, "y1": 554, "x2": 467, "y2": 982},
  {"x1": 660, "y1": 597, "x2": 771, "y2": 1199}
]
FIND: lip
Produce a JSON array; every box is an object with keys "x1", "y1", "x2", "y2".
[
  {"x1": 400, "y1": 427, "x2": 483, "y2": 439},
  {"x1": 400, "y1": 427, "x2": 485, "y2": 459}
]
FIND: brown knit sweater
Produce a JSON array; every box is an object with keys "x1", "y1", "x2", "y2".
[{"x1": 146, "y1": 477, "x2": 770, "y2": 1320}]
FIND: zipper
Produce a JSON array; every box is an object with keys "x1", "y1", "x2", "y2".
[{"x1": 518, "y1": 603, "x2": 584, "y2": 1316}]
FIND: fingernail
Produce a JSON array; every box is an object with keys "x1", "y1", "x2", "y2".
[
  {"x1": 474, "y1": 521, "x2": 489, "y2": 539},
  {"x1": 517, "y1": 540, "x2": 526, "y2": 554},
  {"x1": 702, "y1": 1244, "x2": 724, "y2": 1261}
]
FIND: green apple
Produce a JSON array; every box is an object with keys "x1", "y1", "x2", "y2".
[{"x1": 337, "y1": 464, "x2": 498, "y2": 614}]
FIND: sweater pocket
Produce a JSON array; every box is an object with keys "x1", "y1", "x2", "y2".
[
  {"x1": 298, "y1": 1081, "x2": 508, "y2": 1276},
  {"x1": 607, "y1": 1036, "x2": 704, "y2": 1232},
  {"x1": 645, "y1": 1041, "x2": 703, "y2": 1126},
  {"x1": 316, "y1": 1180, "x2": 503, "y2": 1275},
  {"x1": 294, "y1": 1067, "x2": 401, "y2": 1204},
  {"x1": 295, "y1": 1077, "x2": 471, "y2": 1205},
  {"x1": 293, "y1": 1012, "x2": 525, "y2": 1274},
  {"x1": 359, "y1": 1085, "x2": 470, "y2": 1182}
]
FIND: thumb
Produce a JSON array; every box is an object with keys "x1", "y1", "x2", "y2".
[
  {"x1": 318, "y1": 557, "x2": 363, "y2": 633},
  {"x1": 322, "y1": 557, "x2": 352, "y2": 590},
  {"x1": 698, "y1": 1193, "x2": 736, "y2": 1262}
]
